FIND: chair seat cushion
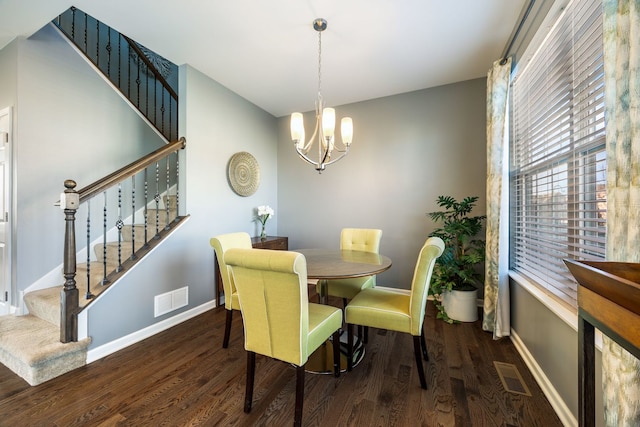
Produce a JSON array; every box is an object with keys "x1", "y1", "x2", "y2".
[
  {"x1": 317, "y1": 276, "x2": 374, "y2": 300},
  {"x1": 307, "y1": 303, "x2": 343, "y2": 354},
  {"x1": 345, "y1": 288, "x2": 412, "y2": 334}
]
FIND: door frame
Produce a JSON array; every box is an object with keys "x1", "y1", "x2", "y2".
[{"x1": 0, "y1": 106, "x2": 13, "y2": 315}]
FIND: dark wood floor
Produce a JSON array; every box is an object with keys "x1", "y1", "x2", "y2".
[{"x1": 0, "y1": 297, "x2": 562, "y2": 426}]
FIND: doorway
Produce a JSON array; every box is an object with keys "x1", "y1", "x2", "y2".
[{"x1": 0, "y1": 106, "x2": 13, "y2": 315}]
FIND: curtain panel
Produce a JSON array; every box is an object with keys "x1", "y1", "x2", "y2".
[
  {"x1": 603, "y1": 0, "x2": 640, "y2": 425},
  {"x1": 482, "y1": 57, "x2": 511, "y2": 339}
]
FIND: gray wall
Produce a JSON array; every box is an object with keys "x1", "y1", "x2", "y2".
[
  {"x1": 86, "y1": 64, "x2": 279, "y2": 348},
  {"x1": 511, "y1": 281, "x2": 604, "y2": 425},
  {"x1": 277, "y1": 78, "x2": 487, "y2": 290},
  {"x1": 11, "y1": 24, "x2": 163, "y2": 292}
]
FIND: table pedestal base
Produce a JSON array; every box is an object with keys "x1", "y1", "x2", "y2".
[{"x1": 306, "y1": 333, "x2": 365, "y2": 374}]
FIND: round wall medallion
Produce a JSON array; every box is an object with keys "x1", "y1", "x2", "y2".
[{"x1": 228, "y1": 152, "x2": 260, "y2": 197}]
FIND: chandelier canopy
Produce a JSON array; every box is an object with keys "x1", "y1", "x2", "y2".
[{"x1": 290, "y1": 18, "x2": 353, "y2": 173}]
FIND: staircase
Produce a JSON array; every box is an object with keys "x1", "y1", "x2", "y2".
[
  {"x1": 0, "y1": 197, "x2": 180, "y2": 386},
  {"x1": 0, "y1": 7, "x2": 186, "y2": 387}
]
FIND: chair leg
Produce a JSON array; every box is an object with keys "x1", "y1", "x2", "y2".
[
  {"x1": 421, "y1": 328, "x2": 429, "y2": 361},
  {"x1": 222, "y1": 309, "x2": 233, "y2": 348},
  {"x1": 245, "y1": 351, "x2": 255, "y2": 413},
  {"x1": 347, "y1": 324, "x2": 354, "y2": 372},
  {"x1": 332, "y1": 330, "x2": 341, "y2": 377},
  {"x1": 413, "y1": 336, "x2": 427, "y2": 389},
  {"x1": 294, "y1": 365, "x2": 305, "y2": 427}
]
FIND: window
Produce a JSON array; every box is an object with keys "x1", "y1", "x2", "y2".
[{"x1": 510, "y1": 0, "x2": 606, "y2": 308}]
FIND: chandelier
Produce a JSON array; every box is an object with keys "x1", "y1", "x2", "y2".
[{"x1": 290, "y1": 18, "x2": 353, "y2": 173}]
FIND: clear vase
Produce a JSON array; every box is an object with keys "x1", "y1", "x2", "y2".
[{"x1": 260, "y1": 224, "x2": 266, "y2": 240}]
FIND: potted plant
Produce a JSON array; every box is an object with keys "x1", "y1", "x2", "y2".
[{"x1": 427, "y1": 195, "x2": 486, "y2": 323}]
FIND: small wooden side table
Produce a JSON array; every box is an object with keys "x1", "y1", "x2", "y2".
[{"x1": 214, "y1": 236, "x2": 288, "y2": 307}]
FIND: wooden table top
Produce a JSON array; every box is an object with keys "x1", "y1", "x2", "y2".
[{"x1": 296, "y1": 249, "x2": 392, "y2": 280}]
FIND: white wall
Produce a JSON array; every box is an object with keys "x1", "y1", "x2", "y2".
[{"x1": 277, "y1": 78, "x2": 487, "y2": 290}]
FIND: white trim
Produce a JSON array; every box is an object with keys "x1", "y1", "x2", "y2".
[
  {"x1": 511, "y1": 329, "x2": 578, "y2": 427},
  {"x1": 86, "y1": 300, "x2": 216, "y2": 363},
  {"x1": 510, "y1": 270, "x2": 603, "y2": 350}
]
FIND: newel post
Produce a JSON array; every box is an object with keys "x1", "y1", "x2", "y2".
[{"x1": 60, "y1": 179, "x2": 80, "y2": 343}]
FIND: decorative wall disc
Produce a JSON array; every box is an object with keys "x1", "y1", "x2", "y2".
[{"x1": 228, "y1": 152, "x2": 260, "y2": 197}]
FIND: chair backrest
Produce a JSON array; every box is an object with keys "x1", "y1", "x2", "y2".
[
  {"x1": 225, "y1": 248, "x2": 310, "y2": 366},
  {"x1": 340, "y1": 228, "x2": 383, "y2": 253},
  {"x1": 409, "y1": 237, "x2": 445, "y2": 335},
  {"x1": 210, "y1": 232, "x2": 253, "y2": 309},
  {"x1": 340, "y1": 228, "x2": 383, "y2": 287}
]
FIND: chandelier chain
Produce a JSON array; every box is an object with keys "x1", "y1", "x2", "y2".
[{"x1": 317, "y1": 30, "x2": 322, "y2": 105}]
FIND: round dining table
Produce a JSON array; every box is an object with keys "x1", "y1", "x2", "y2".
[{"x1": 296, "y1": 248, "x2": 392, "y2": 373}]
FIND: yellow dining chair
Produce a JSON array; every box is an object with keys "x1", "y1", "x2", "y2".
[
  {"x1": 345, "y1": 236, "x2": 444, "y2": 389},
  {"x1": 317, "y1": 228, "x2": 382, "y2": 342},
  {"x1": 317, "y1": 228, "x2": 383, "y2": 304},
  {"x1": 210, "y1": 232, "x2": 253, "y2": 348},
  {"x1": 225, "y1": 248, "x2": 343, "y2": 427}
]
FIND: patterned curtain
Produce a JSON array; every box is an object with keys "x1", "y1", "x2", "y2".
[
  {"x1": 482, "y1": 58, "x2": 511, "y2": 339},
  {"x1": 603, "y1": 1, "x2": 640, "y2": 425}
]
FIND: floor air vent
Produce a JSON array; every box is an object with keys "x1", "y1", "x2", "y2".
[{"x1": 493, "y1": 361, "x2": 532, "y2": 396}]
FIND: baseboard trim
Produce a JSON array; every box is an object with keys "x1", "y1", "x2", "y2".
[
  {"x1": 510, "y1": 328, "x2": 577, "y2": 427},
  {"x1": 86, "y1": 300, "x2": 216, "y2": 363}
]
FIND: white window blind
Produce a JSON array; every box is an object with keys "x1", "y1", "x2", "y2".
[{"x1": 510, "y1": 0, "x2": 606, "y2": 308}]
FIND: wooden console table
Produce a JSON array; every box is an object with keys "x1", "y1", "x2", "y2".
[
  {"x1": 214, "y1": 236, "x2": 288, "y2": 307},
  {"x1": 564, "y1": 259, "x2": 640, "y2": 427}
]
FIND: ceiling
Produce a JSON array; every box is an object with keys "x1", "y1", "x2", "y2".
[{"x1": 0, "y1": 0, "x2": 526, "y2": 117}]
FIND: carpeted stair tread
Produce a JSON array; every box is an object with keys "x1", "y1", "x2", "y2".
[
  {"x1": 0, "y1": 314, "x2": 90, "y2": 385},
  {"x1": 24, "y1": 279, "x2": 112, "y2": 327}
]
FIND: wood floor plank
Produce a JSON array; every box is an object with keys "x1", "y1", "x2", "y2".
[{"x1": 0, "y1": 302, "x2": 563, "y2": 427}]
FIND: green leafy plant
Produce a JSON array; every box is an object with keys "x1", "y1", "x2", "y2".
[{"x1": 428, "y1": 195, "x2": 486, "y2": 323}]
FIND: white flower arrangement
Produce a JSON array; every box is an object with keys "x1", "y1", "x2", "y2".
[{"x1": 256, "y1": 205, "x2": 274, "y2": 238}]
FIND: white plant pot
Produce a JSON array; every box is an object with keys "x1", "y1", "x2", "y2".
[{"x1": 442, "y1": 289, "x2": 478, "y2": 322}]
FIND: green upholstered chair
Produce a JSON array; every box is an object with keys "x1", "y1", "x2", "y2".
[
  {"x1": 345, "y1": 236, "x2": 444, "y2": 389},
  {"x1": 209, "y1": 232, "x2": 253, "y2": 348},
  {"x1": 316, "y1": 228, "x2": 383, "y2": 304},
  {"x1": 225, "y1": 248, "x2": 343, "y2": 427}
]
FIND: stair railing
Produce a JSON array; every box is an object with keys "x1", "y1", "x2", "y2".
[
  {"x1": 52, "y1": 6, "x2": 179, "y2": 142},
  {"x1": 59, "y1": 137, "x2": 186, "y2": 343}
]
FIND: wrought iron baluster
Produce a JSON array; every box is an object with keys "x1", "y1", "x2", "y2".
[
  {"x1": 127, "y1": 36, "x2": 131, "y2": 99},
  {"x1": 144, "y1": 168, "x2": 149, "y2": 248},
  {"x1": 161, "y1": 92, "x2": 166, "y2": 136},
  {"x1": 154, "y1": 162, "x2": 160, "y2": 238},
  {"x1": 83, "y1": 11, "x2": 87, "y2": 54},
  {"x1": 101, "y1": 191, "x2": 109, "y2": 285},
  {"x1": 95, "y1": 19, "x2": 99, "y2": 67},
  {"x1": 116, "y1": 183, "x2": 124, "y2": 272},
  {"x1": 86, "y1": 202, "x2": 93, "y2": 299},
  {"x1": 165, "y1": 157, "x2": 170, "y2": 230},
  {"x1": 130, "y1": 176, "x2": 137, "y2": 260},
  {"x1": 118, "y1": 33, "x2": 122, "y2": 89},
  {"x1": 175, "y1": 150, "x2": 180, "y2": 220},
  {"x1": 106, "y1": 28, "x2": 111, "y2": 78},
  {"x1": 136, "y1": 52, "x2": 141, "y2": 108}
]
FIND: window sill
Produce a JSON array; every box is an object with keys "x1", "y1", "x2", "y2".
[{"x1": 509, "y1": 270, "x2": 602, "y2": 351}]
